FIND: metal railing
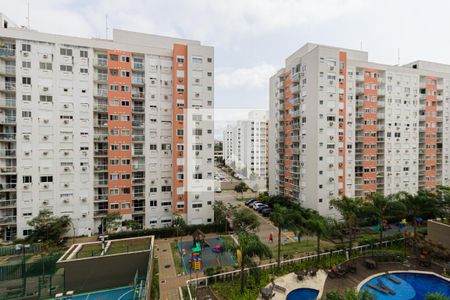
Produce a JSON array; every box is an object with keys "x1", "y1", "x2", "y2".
[
  {"x1": 0, "y1": 116, "x2": 16, "y2": 124},
  {"x1": 0, "y1": 65, "x2": 15, "y2": 74},
  {"x1": 0, "y1": 98, "x2": 15, "y2": 107},
  {"x1": 0, "y1": 82, "x2": 16, "y2": 91}
]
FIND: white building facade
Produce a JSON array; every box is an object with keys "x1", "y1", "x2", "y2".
[
  {"x1": 223, "y1": 110, "x2": 268, "y2": 191},
  {"x1": 269, "y1": 43, "x2": 450, "y2": 216},
  {"x1": 0, "y1": 14, "x2": 214, "y2": 240}
]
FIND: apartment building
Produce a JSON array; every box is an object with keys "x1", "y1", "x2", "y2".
[
  {"x1": 223, "y1": 110, "x2": 268, "y2": 191},
  {"x1": 269, "y1": 43, "x2": 450, "y2": 216},
  {"x1": 0, "y1": 14, "x2": 214, "y2": 240}
]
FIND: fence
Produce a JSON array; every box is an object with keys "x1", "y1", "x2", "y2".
[
  {"x1": 0, "y1": 253, "x2": 61, "y2": 281},
  {"x1": 185, "y1": 238, "x2": 405, "y2": 300},
  {"x1": 0, "y1": 243, "x2": 41, "y2": 256}
]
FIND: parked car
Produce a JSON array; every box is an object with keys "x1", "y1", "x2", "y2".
[
  {"x1": 250, "y1": 201, "x2": 261, "y2": 209},
  {"x1": 245, "y1": 198, "x2": 257, "y2": 206},
  {"x1": 261, "y1": 208, "x2": 272, "y2": 217},
  {"x1": 253, "y1": 203, "x2": 265, "y2": 210},
  {"x1": 215, "y1": 186, "x2": 222, "y2": 193},
  {"x1": 256, "y1": 204, "x2": 269, "y2": 213}
]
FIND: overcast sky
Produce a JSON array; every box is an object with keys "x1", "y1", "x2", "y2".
[{"x1": 2, "y1": 0, "x2": 450, "y2": 137}]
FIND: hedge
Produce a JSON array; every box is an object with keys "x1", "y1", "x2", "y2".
[{"x1": 108, "y1": 222, "x2": 226, "y2": 240}]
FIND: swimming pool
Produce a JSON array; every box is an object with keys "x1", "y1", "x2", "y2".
[
  {"x1": 286, "y1": 288, "x2": 319, "y2": 300},
  {"x1": 59, "y1": 286, "x2": 137, "y2": 300},
  {"x1": 360, "y1": 272, "x2": 450, "y2": 299}
]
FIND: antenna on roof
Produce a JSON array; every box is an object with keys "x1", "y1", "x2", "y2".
[
  {"x1": 26, "y1": 0, "x2": 30, "y2": 29},
  {"x1": 105, "y1": 14, "x2": 108, "y2": 39}
]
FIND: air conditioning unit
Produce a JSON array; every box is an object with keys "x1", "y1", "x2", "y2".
[
  {"x1": 43, "y1": 184, "x2": 49, "y2": 189},
  {"x1": 164, "y1": 208, "x2": 169, "y2": 212},
  {"x1": 24, "y1": 151, "x2": 30, "y2": 156},
  {"x1": 329, "y1": 164, "x2": 334, "y2": 168},
  {"x1": 329, "y1": 122, "x2": 334, "y2": 126},
  {"x1": 329, "y1": 149, "x2": 334, "y2": 154},
  {"x1": 24, "y1": 185, "x2": 29, "y2": 190},
  {"x1": 64, "y1": 152, "x2": 69, "y2": 156},
  {"x1": 151, "y1": 180, "x2": 155, "y2": 184},
  {"x1": 164, "y1": 179, "x2": 168, "y2": 184},
  {"x1": 64, "y1": 136, "x2": 69, "y2": 140},
  {"x1": 43, "y1": 119, "x2": 49, "y2": 124},
  {"x1": 81, "y1": 197, "x2": 87, "y2": 202},
  {"x1": 43, "y1": 135, "x2": 48, "y2": 140},
  {"x1": 64, "y1": 120, "x2": 69, "y2": 124},
  {"x1": 23, "y1": 52, "x2": 29, "y2": 57},
  {"x1": 82, "y1": 213, "x2": 87, "y2": 217},
  {"x1": 43, "y1": 87, "x2": 49, "y2": 92},
  {"x1": 43, "y1": 200, "x2": 49, "y2": 205},
  {"x1": 329, "y1": 177, "x2": 334, "y2": 182},
  {"x1": 43, "y1": 151, "x2": 48, "y2": 156},
  {"x1": 64, "y1": 104, "x2": 69, "y2": 108},
  {"x1": 195, "y1": 151, "x2": 199, "y2": 156},
  {"x1": 195, "y1": 166, "x2": 199, "y2": 170},
  {"x1": 82, "y1": 167, "x2": 87, "y2": 171},
  {"x1": 24, "y1": 135, "x2": 30, "y2": 140},
  {"x1": 330, "y1": 136, "x2": 334, "y2": 140},
  {"x1": 63, "y1": 199, "x2": 69, "y2": 203}
]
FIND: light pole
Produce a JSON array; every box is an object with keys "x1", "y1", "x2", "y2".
[{"x1": 16, "y1": 244, "x2": 30, "y2": 296}]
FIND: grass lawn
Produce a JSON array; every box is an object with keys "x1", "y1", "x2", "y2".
[
  {"x1": 170, "y1": 241, "x2": 185, "y2": 275},
  {"x1": 107, "y1": 238, "x2": 152, "y2": 255},
  {"x1": 270, "y1": 238, "x2": 335, "y2": 258},
  {"x1": 76, "y1": 244, "x2": 103, "y2": 258}
]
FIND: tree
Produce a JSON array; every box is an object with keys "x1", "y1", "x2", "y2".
[
  {"x1": 396, "y1": 191, "x2": 438, "y2": 239},
  {"x1": 326, "y1": 289, "x2": 375, "y2": 300},
  {"x1": 270, "y1": 205, "x2": 303, "y2": 268},
  {"x1": 104, "y1": 213, "x2": 122, "y2": 233},
  {"x1": 229, "y1": 233, "x2": 272, "y2": 294},
  {"x1": 122, "y1": 219, "x2": 140, "y2": 231},
  {"x1": 330, "y1": 196, "x2": 362, "y2": 254},
  {"x1": 305, "y1": 214, "x2": 330, "y2": 261},
  {"x1": 27, "y1": 210, "x2": 71, "y2": 244},
  {"x1": 234, "y1": 182, "x2": 249, "y2": 199},
  {"x1": 213, "y1": 200, "x2": 237, "y2": 234},
  {"x1": 172, "y1": 214, "x2": 187, "y2": 239},
  {"x1": 233, "y1": 208, "x2": 260, "y2": 234},
  {"x1": 425, "y1": 292, "x2": 450, "y2": 300},
  {"x1": 362, "y1": 192, "x2": 405, "y2": 246},
  {"x1": 437, "y1": 185, "x2": 450, "y2": 218}
]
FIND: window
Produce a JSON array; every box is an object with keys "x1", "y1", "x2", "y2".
[
  {"x1": 192, "y1": 56, "x2": 203, "y2": 64},
  {"x1": 176, "y1": 56, "x2": 185, "y2": 63},
  {"x1": 121, "y1": 100, "x2": 129, "y2": 106},
  {"x1": 192, "y1": 129, "x2": 202, "y2": 136},
  {"x1": 162, "y1": 186, "x2": 171, "y2": 192},
  {"x1": 192, "y1": 203, "x2": 203, "y2": 208},
  {"x1": 110, "y1": 129, "x2": 119, "y2": 136},
  {"x1": 22, "y1": 111, "x2": 31, "y2": 118},
  {"x1": 207, "y1": 57, "x2": 212, "y2": 63},
  {"x1": 120, "y1": 56, "x2": 130, "y2": 62},
  {"x1": 207, "y1": 72, "x2": 212, "y2": 77},
  {"x1": 109, "y1": 114, "x2": 119, "y2": 121},
  {"x1": 22, "y1": 44, "x2": 31, "y2": 52},
  {"x1": 60, "y1": 48, "x2": 73, "y2": 56},
  {"x1": 121, "y1": 85, "x2": 129, "y2": 92},
  {"x1": 121, "y1": 203, "x2": 130, "y2": 209},
  {"x1": 121, "y1": 144, "x2": 130, "y2": 150},
  {"x1": 39, "y1": 62, "x2": 52, "y2": 70},
  {"x1": 40, "y1": 176, "x2": 53, "y2": 183},
  {"x1": 110, "y1": 159, "x2": 119, "y2": 165},
  {"x1": 149, "y1": 200, "x2": 157, "y2": 207},
  {"x1": 121, "y1": 115, "x2": 130, "y2": 121},
  {"x1": 110, "y1": 188, "x2": 119, "y2": 195},
  {"x1": 22, "y1": 77, "x2": 31, "y2": 85},
  {"x1": 149, "y1": 187, "x2": 157, "y2": 193},
  {"x1": 110, "y1": 69, "x2": 118, "y2": 76},
  {"x1": 22, "y1": 95, "x2": 31, "y2": 101},
  {"x1": 177, "y1": 129, "x2": 184, "y2": 136},
  {"x1": 110, "y1": 203, "x2": 119, "y2": 209},
  {"x1": 193, "y1": 173, "x2": 203, "y2": 179},
  {"x1": 150, "y1": 144, "x2": 157, "y2": 150},
  {"x1": 121, "y1": 70, "x2": 130, "y2": 77},
  {"x1": 110, "y1": 144, "x2": 119, "y2": 151},
  {"x1": 110, "y1": 174, "x2": 119, "y2": 180},
  {"x1": 22, "y1": 61, "x2": 31, "y2": 68},
  {"x1": 121, "y1": 159, "x2": 130, "y2": 165},
  {"x1": 23, "y1": 176, "x2": 32, "y2": 183},
  {"x1": 80, "y1": 50, "x2": 88, "y2": 58},
  {"x1": 80, "y1": 68, "x2": 88, "y2": 74},
  {"x1": 109, "y1": 54, "x2": 118, "y2": 61},
  {"x1": 60, "y1": 65, "x2": 73, "y2": 72},
  {"x1": 176, "y1": 115, "x2": 184, "y2": 122}
]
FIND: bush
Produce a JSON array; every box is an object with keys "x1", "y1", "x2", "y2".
[{"x1": 108, "y1": 222, "x2": 226, "y2": 240}]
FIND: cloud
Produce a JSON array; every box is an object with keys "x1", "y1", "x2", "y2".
[{"x1": 215, "y1": 64, "x2": 278, "y2": 89}]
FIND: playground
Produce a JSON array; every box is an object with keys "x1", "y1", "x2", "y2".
[{"x1": 177, "y1": 230, "x2": 236, "y2": 273}]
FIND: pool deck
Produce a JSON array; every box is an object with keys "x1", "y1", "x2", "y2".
[
  {"x1": 322, "y1": 257, "x2": 445, "y2": 295},
  {"x1": 258, "y1": 270, "x2": 327, "y2": 300}
]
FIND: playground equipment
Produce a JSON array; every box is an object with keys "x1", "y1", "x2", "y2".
[
  {"x1": 212, "y1": 244, "x2": 224, "y2": 254},
  {"x1": 191, "y1": 242, "x2": 202, "y2": 271}
]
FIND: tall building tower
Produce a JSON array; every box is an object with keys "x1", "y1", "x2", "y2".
[
  {"x1": 0, "y1": 14, "x2": 214, "y2": 240},
  {"x1": 269, "y1": 43, "x2": 450, "y2": 216}
]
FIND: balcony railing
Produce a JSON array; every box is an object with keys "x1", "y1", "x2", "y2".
[
  {"x1": 94, "y1": 59, "x2": 107, "y2": 66},
  {"x1": 94, "y1": 89, "x2": 108, "y2": 97},
  {"x1": 0, "y1": 183, "x2": 16, "y2": 190},
  {"x1": 132, "y1": 106, "x2": 145, "y2": 113},
  {"x1": 0, "y1": 82, "x2": 16, "y2": 91},
  {"x1": 132, "y1": 135, "x2": 145, "y2": 142},
  {"x1": 0, "y1": 149, "x2": 16, "y2": 157},
  {"x1": 133, "y1": 63, "x2": 144, "y2": 70},
  {"x1": 0, "y1": 166, "x2": 16, "y2": 174},
  {"x1": 0, "y1": 216, "x2": 16, "y2": 225},
  {"x1": 0, "y1": 133, "x2": 15, "y2": 140},
  {"x1": 132, "y1": 92, "x2": 145, "y2": 98},
  {"x1": 0, "y1": 99, "x2": 15, "y2": 108},
  {"x1": 0, "y1": 65, "x2": 15, "y2": 75},
  {"x1": 0, "y1": 200, "x2": 16, "y2": 208},
  {"x1": 133, "y1": 165, "x2": 145, "y2": 171},
  {"x1": 133, "y1": 150, "x2": 144, "y2": 156},
  {"x1": 132, "y1": 78, "x2": 144, "y2": 85},
  {"x1": 94, "y1": 164, "x2": 108, "y2": 171}
]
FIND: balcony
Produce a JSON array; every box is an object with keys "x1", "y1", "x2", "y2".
[
  {"x1": 0, "y1": 133, "x2": 15, "y2": 141},
  {"x1": 0, "y1": 216, "x2": 16, "y2": 225},
  {"x1": 132, "y1": 91, "x2": 145, "y2": 99},
  {"x1": 0, "y1": 149, "x2": 15, "y2": 157},
  {"x1": 133, "y1": 207, "x2": 145, "y2": 214},
  {"x1": 0, "y1": 200, "x2": 16, "y2": 208},
  {"x1": 94, "y1": 164, "x2": 107, "y2": 172},
  {"x1": 132, "y1": 121, "x2": 144, "y2": 128},
  {"x1": 0, "y1": 48, "x2": 15, "y2": 58},
  {"x1": 94, "y1": 89, "x2": 108, "y2": 97},
  {"x1": 0, "y1": 183, "x2": 16, "y2": 191},
  {"x1": 355, "y1": 87, "x2": 364, "y2": 94},
  {"x1": 133, "y1": 178, "x2": 145, "y2": 185},
  {"x1": 95, "y1": 120, "x2": 108, "y2": 128},
  {"x1": 94, "y1": 59, "x2": 107, "y2": 67},
  {"x1": 94, "y1": 149, "x2": 108, "y2": 156},
  {"x1": 94, "y1": 135, "x2": 108, "y2": 142},
  {"x1": 0, "y1": 82, "x2": 16, "y2": 92},
  {"x1": 0, "y1": 65, "x2": 15, "y2": 75},
  {"x1": 94, "y1": 180, "x2": 108, "y2": 187},
  {"x1": 132, "y1": 135, "x2": 145, "y2": 142},
  {"x1": 132, "y1": 77, "x2": 145, "y2": 85},
  {"x1": 132, "y1": 106, "x2": 145, "y2": 113},
  {"x1": 0, "y1": 98, "x2": 15, "y2": 108},
  {"x1": 132, "y1": 192, "x2": 145, "y2": 199},
  {"x1": 132, "y1": 164, "x2": 145, "y2": 171},
  {"x1": 0, "y1": 166, "x2": 16, "y2": 174},
  {"x1": 133, "y1": 62, "x2": 144, "y2": 70},
  {"x1": 94, "y1": 209, "x2": 108, "y2": 217},
  {"x1": 95, "y1": 74, "x2": 107, "y2": 82},
  {"x1": 133, "y1": 150, "x2": 144, "y2": 156}
]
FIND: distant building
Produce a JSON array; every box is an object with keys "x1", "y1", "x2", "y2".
[
  {"x1": 269, "y1": 43, "x2": 450, "y2": 216},
  {"x1": 223, "y1": 110, "x2": 268, "y2": 192}
]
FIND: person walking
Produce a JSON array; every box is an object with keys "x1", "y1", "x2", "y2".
[{"x1": 269, "y1": 232, "x2": 273, "y2": 243}]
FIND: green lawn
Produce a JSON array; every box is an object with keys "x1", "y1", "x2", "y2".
[
  {"x1": 170, "y1": 241, "x2": 185, "y2": 275},
  {"x1": 107, "y1": 238, "x2": 152, "y2": 255},
  {"x1": 270, "y1": 238, "x2": 335, "y2": 258},
  {"x1": 76, "y1": 244, "x2": 103, "y2": 258}
]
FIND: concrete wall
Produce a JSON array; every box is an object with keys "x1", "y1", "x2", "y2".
[
  {"x1": 427, "y1": 220, "x2": 450, "y2": 249},
  {"x1": 58, "y1": 250, "x2": 150, "y2": 293}
]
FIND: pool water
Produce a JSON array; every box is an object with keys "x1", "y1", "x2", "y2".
[
  {"x1": 286, "y1": 288, "x2": 319, "y2": 300},
  {"x1": 361, "y1": 272, "x2": 450, "y2": 300},
  {"x1": 60, "y1": 286, "x2": 137, "y2": 300}
]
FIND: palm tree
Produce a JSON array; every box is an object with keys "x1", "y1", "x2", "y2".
[
  {"x1": 330, "y1": 196, "x2": 362, "y2": 254},
  {"x1": 230, "y1": 233, "x2": 272, "y2": 294},
  {"x1": 396, "y1": 191, "x2": 437, "y2": 239},
  {"x1": 363, "y1": 192, "x2": 405, "y2": 246},
  {"x1": 305, "y1": 214, "x2": 330, "y2": 261},
  {"x1": 270, "y1": 205, "x2": 303, "y2": 268}
]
